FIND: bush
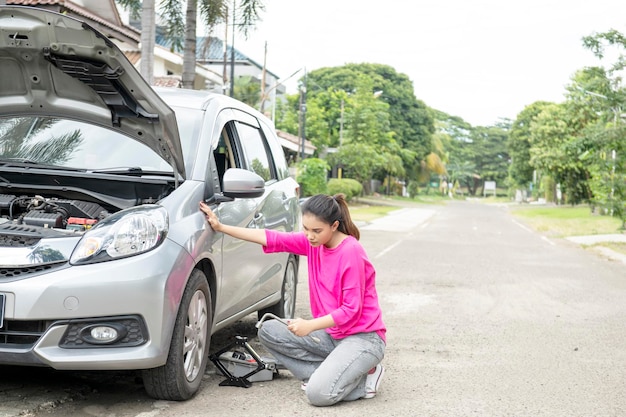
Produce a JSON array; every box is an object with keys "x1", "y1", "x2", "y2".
[
  {"x1": 296, "y1": 158, "x2": 330, "y2": 197},
  {"x1": 327, "y1": 178, "x2": 363, "y2": 201},
  {"x1": 407, "y1": 181, "x2": 420, "y2": 198}
]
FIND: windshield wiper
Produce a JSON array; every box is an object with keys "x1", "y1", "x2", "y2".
[
  {"x1": 0, "y1": 158, "x2": 85, "y2": 171},
  {"x1": 0, "y1": 157, "x2": 39, "y2": 164},
  {"x1": 89, "y1": 167, "x2": 176, "y2": 177}
]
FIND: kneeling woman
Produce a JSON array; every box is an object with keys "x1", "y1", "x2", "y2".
[{"x1": 200, "y1": 194, "x2": 386, "y2": 406}]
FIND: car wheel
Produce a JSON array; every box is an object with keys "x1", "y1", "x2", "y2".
[
  {"x1": 142, "y1": 269, "x2": 212, "y2": 400},
  {"x1": 258, "y1": 255, "x2": 298, "y2": 320}
]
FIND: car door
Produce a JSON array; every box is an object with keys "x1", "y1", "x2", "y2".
[{"x1": 212, "y1": 110, "x2": 287, "y2": 322}]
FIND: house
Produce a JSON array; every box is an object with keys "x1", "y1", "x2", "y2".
[
  {"x1": 3, "y1": 0, "x2": 314, "y2": 158},
  {"x1": 5, "y1": 0, "x2": 224, "y2": 91},
  {"x1": 195, "y1": 37, "x2": 285, "y2": 107}
]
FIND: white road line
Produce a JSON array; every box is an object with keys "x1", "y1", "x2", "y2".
[
  {"x1": 375, "y1": 240, "x2": 403, "y2": 259},
  {"x1": 511, "y1": 219, "x2": 533, "y2": 233}
]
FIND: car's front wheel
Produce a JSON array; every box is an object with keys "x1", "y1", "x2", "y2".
[{"x1": 142, "y1": 269, "x2": 212, "y2": 400}]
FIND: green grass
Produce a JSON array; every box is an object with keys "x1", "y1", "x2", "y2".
[
  {"x1": 348, "y1": 203, "x2": 398, "y2": 223},
  {"x1": 510, "y1": 205, "x2": 623, "y2": 237},
  {"x1": 601, "y1": 242, "x2": 626, "y2": 254}
]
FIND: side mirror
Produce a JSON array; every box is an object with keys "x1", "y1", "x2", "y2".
[{"x1": 222, "y1": 168, "x2": 265, "y2": 199}]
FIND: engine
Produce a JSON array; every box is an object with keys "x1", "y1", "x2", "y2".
[{"x1": 0, "y1": 194, "x2": 109, "y2": 231}]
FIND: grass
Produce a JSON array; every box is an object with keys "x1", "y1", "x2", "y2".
[
  {"x1": 348, "y1": 203, "x2": 398, "y2": 223},
  {"x1": 510, "y1": 205, "x2": 623, "y2": 237},
  {"x1": 510, "y1": 204, "x2": 626, "y2": 256}
]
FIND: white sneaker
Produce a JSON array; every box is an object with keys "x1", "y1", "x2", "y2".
[{"x1": 364, "y1": 364, "x2": 385, "y2": 399}]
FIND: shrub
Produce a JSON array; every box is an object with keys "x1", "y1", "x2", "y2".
[
  {"x1": 296, "y1": 158, "x2": 330, "y2": 197},
  {"x1": 327, "y1": 178, "x2": 363, "y2": 201}
]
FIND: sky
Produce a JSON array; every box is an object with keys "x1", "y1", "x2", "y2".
[{"x1": 228, "y1": 0, "x2": 626, "y2": 127}]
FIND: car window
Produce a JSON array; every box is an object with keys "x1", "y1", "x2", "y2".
[
  {"x1": 0, "y1": 116, "x2": 172, "y2": 172},
  {"x1": 235, "y1": 121, "x2": 275, "y2": 183},
  {"x1": 260, "y1": 121, "x2": 290, "y2": 180}
]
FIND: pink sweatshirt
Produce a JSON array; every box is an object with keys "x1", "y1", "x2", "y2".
[{"x1": 263, "y1": 230, "x2": 386, "y2": 343}]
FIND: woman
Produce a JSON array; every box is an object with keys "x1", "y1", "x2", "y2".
[{"x1": 199, "y1": 194, "x2": 386, "y2": 406}]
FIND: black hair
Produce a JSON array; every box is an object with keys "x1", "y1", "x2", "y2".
[{"x1": 301, "y1": 193, "x2": 360, "y2": 240}]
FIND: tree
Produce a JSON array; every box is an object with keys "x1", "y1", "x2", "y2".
[
  {"x1": 303, "y1": 64, "x2": 434, "y2": 184},
  {"x1": 296, "y1": 158, "x2": 330, "y2": 197},
  {"x1": 328, "y1": 143, "x2": 385, "y2": 190},
  {"x1": 528, "y1": 102, "x2": 592, "y2": 204},
  {"x1": 116, "y1": 0, "x2": 264, "y2": 88},
  {"x1": 576, "y1": 29, "x2": 626, "y2": 222},
  {"x1": 470, "y1": 125, "x2": 510, "y2": 194},
  {"x1": 508, "y1": 101, "x2": 552, "y2": 190},
  {"x1": 233, "y1": 75, "x2": 260, "y2": 107}
]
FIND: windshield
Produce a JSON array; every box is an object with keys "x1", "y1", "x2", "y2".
[{"x1": 0, "y1": 116, "x2": 172, "y2": 171}]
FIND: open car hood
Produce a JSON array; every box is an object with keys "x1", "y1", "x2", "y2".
[{"x1": 0, "y1": 6, "x2": 185, "y2": 178}]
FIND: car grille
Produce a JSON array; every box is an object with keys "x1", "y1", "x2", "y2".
[
  {"x1": 0, "y1": 262, "x2": 67, "y2": 281},
  {"x1": 0, "y1": 320, "x2": 47, "y2": 347}
]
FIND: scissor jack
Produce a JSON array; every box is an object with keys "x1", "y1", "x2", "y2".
[{"x1": 209, "y1": 335, "x2": 277, "y2": 388}]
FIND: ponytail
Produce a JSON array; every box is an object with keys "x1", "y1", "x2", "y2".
[{"x1": 301, "y1": 193, "x2": 360, "y2": 240}]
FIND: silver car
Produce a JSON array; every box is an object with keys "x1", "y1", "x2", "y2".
[{"x1": 0, "y1": 6, "x2": 300, "y2": 400}]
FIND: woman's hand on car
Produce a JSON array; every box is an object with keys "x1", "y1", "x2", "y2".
[{"x1": 199, "y1": 201, "x2": 222, "y2": 231}]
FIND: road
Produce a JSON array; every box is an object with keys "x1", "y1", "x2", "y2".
[{"x1": 3, "y1": 200, "x2": 626, "y2": 417}]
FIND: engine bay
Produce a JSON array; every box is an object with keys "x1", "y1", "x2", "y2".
[{"x1": 0, "y1": 194, "x2": 109, "y2": 231}]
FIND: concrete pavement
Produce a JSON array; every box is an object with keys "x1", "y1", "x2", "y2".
[{"x1": 566, "y1": 233, "x2": 626, "y2": 265}]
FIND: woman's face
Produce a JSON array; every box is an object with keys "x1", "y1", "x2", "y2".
[{"x1": 302, "y1": 213, "x2": 338, "y2": 247}]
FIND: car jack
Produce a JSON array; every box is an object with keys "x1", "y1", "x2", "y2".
[{"x1": 209, "y1": 335, "x2": 277, "y2": 388}]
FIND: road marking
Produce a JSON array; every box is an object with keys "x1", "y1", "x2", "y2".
[
  {"x1": 511, "y1": 219, "x2": 533, "y2": 233},
  {"x1": 375, "y1": 239, "x2": 403, "y2": 259}
]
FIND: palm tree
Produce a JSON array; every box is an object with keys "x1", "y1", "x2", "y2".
[{"x1": 116, "y1": 0, "x2": 265, "y2": 89}]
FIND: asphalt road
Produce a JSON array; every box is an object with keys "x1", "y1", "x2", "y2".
[{"x1": 3, "y1": 200, "x2": 626, "y2": 417}]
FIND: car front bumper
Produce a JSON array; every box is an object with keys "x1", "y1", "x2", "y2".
[{"x1": 0, "y1": 239, "x2": 194, "y2": 370}]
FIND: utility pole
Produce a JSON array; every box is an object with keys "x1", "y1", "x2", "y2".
[
  {"x1": 339, "y1": 98, "x2": 344, "y2": 146},
  {"x1": 222, "y1": 5, "x2": 228, "y2": 94},
  {"x1": 259, "y1": 41, "x2": 267, "y2": 114},
  {"x1": 229, "y1": 0, "x2": 235, "y2": 97},
  {"x1": 299, "y1": 69, "x2": 307, "y2": 160}
]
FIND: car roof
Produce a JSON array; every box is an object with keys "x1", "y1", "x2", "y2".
[{"x1": 154, "y1": 88, "x2": 273, "y2": 125}]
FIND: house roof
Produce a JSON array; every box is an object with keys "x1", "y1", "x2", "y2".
[
  {"x1": 6, "y1": 0, "x2": 140, "y2": 43},
  {"x1": 196, "y1": 37, "x2": 280, "y2": 80},
  {"x1": 277, "y1": 130, "x2": 315, "y2": 155}
]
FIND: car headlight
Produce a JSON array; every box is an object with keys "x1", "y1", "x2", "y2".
[{"x1": 70, "y1": 205, "x2": 168, "y2": 265}]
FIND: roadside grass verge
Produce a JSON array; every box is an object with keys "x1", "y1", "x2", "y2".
[
  {"x1": 510, "y1": 205, "x2": 622, "y2": 237},
  {"x1": 510, "y1": 204, "x2": 626, "y2": 255},
  {"x1": 348, "y1": 203, "x2": 398, "y2": 223}
]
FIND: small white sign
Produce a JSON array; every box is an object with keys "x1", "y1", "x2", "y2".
[{"x1": 484, "y1": 181, "x2": 496, "y2": 196}]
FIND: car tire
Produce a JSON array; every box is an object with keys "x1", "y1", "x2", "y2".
[
  {"x1": 258, "y1": 255, "x2": 298, "y2": 320},
  {"x1": 142, "y1": 269, "x2": 212, "y2": 400}
]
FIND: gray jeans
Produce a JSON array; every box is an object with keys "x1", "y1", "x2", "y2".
[{"x1": 257, "y1": 320, "x2": 385, "y2": 406}]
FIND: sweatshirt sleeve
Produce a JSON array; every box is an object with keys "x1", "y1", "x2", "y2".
[{"x1": 263, "y1": 229, "x2": 309, "y2": 256}]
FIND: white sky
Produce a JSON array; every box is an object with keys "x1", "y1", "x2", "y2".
[{"x1": 229, "y1": 0, "x2": 626, "y2": 126}]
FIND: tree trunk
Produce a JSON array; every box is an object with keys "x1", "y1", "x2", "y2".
[
  {"x1": 140, "y1": 0, "x2": 156, "y2": 85},
  {"x1": 182, "y1": 0, "x2": 197, "y2": 89}
]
